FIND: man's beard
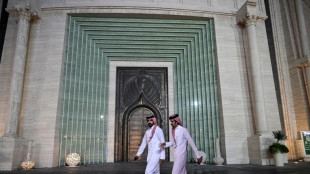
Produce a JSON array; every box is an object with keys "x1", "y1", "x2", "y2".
[{"x1": 148, "y1": 123, "x2": 153, "y2": 127}]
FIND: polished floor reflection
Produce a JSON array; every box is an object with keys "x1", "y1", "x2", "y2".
[{"x1": 1, "y1": 161, "x2": 310, "y2": 174}]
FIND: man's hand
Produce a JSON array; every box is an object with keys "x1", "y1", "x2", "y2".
[
  {"x1": 134, "y1": 156, "x2": 140, "y2": 161},
  {"x1": 160, "y1": 142, "x2": 166, "y2": 148},
  {"x1": 197, "y1": 157, "x2": 202, "y2": 164},
  {"x1": 159, "y1": 159, "x2": 164, "y2": 164}
]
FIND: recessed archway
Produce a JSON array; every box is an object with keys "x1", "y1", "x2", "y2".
[{"x1": 107, "y1": 61, "x2": 175, "y2": 162}]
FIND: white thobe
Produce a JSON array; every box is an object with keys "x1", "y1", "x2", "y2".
[
  {"x1": 165, "y1": 126, "x2": 201, "y2": 174},
  {"x1": 136, "y1": 125, "x2": 165, "y2": 174}
]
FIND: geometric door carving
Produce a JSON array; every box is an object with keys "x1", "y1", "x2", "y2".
[{"x1": 115, "y1": 67, "x2": 169, "y2": 161}]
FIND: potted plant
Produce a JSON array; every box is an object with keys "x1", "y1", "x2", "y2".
[{"x1": 269, "y1": 130, "x2": 289, "y2": 166}]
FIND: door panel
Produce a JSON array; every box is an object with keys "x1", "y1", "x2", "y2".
[
  {"x1": 128, "y1": 107, "x2": 153, "y2": 161},
  {"x1": 115, "y1": 67, "x2": 169, "y2": 161}
]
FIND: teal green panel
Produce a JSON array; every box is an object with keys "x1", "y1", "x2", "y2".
[{"x1": 59, "y1": 16, "x2": 220, "y2": 165}]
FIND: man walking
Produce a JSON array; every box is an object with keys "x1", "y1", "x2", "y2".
[
  {"x1": 134, "y1": 115, "x2": 165, "y2": 174},
  {"x1": 160, "y1": 114, "x2": 202, "y2": 174}
]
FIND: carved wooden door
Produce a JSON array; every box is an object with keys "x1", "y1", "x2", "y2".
[
  {"x1": 128, "y1": 107, "x2": 153, "y2": 161},
  {"x1": 115, "y1": 67, "x2": 168, "y2": 161}
]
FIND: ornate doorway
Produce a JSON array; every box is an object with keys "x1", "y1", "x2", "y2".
[{"x1": 115, "y1": 67, "x2": 169, "y2": 161}]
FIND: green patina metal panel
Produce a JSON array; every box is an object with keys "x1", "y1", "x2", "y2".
[{"x1": 59, "y1": 15, "x2": 220, "y2": 165}]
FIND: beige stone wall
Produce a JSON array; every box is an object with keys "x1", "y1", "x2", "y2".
[
  {"x1": 279, "y1": 0, "x2": 309, "y2": 136},
  {"x1": 19, "y1": 9, "x2": 67, "y2": 167},
  {"x1": 214, "y1": 14, "x2": 253, "y2": 164},
  {"x1": 0, "y1": 0, "x2": 282, "y2": 167},
  {"x1": 268, "y1": 0, "x2": 310, "y2": 160},
  {"x1": 268, "y1": 0, "x2": 297, "y2": 160},
  {"x1": 255, "y1": 19, "x2": 282, "y2": 131},
  {"x1": 7, "y1": 0, "x2": 248, "y2": 14}
]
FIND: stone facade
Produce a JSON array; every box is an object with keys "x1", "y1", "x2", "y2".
[{"x1": 0, "y1": 0, "x2": 309, "y2": 171}]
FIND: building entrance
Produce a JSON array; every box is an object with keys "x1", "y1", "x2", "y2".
[{"x1": 114, "y1": 67, "x2": 169, "y2": 161}]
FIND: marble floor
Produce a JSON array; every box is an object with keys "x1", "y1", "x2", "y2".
[{"x1": 1, "y1": 161, "x2": 309, "y2": 174}]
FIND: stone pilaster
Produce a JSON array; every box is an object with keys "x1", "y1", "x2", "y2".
[
  {"x1": 295, "y1": 0, "x2": 309, "y2": 60},
  {"x1": 295, "y1": 0, "x2": 310, "y2": 132},
  {"x1": 297, "y1": 63, "x2": 310, "y2": 129}
]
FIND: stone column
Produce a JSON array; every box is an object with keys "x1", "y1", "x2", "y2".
[
  {"x1": 4, "y1": 5, "x2": 37, "y2": 137},
  {"x1": 0, "y1": 5, "x2": 37, "y2": 171},
  {"x1": 237, "y1": 1, "x2": 272, "y2": 165},
  {"x1": 237, "y1": 2, "x2": 267, "y2": 135},
  {"x1": 243, "y1": 13, "x2": 267, "y2": 134}
]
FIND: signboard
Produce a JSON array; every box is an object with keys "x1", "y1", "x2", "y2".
[{"x1": 301, "y1": 131, "x2": 310, "y2": 157}]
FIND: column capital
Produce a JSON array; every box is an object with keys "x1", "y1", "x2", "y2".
[
  {"x1": 236, "y1": 0, "x2": 267, "y2": 28},
  {"x1": 6, "y1": 1, "x2": 41, "y2": 22},
  {"x1": 241, "y1": 12, "x2": 258, "y2": 27},
  {"x1": 15, "y1": 5, "x2": 38, "y2": 22}
]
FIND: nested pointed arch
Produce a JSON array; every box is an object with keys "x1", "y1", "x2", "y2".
[
  {"x1": 58, "y1": 14, "x2": 220, "y2": 165},
  {"x1": 123, "y1": 93, "x2": 163, "y2": 128},
  {"x1": 121, "y1": 93, "x2": 162, "y2": 160}
]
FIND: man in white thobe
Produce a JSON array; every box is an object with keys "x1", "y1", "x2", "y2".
[
  {"x1": 135, "y1": 115, "x2": 165, "y2": 174},
  {"x1": 160, "y1": 114, "x2": 202, "y2": 174}
]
